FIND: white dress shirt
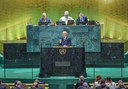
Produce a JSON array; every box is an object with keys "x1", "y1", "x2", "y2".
[{"x1": 59, "y1": 16, "x2": 74, "y2": 22}]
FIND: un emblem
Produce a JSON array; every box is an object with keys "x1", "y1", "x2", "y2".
[{"x1": 59, "y1": 49, "x2": 66, "y2": 55}]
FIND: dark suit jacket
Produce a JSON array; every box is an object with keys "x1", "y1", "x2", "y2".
[
  {"x1": 39, "y1": 18, "x2": 51, "y2": 23},
  {"x1": 59, "y1": 36, "x2": 71, "y2": 46},
  {"x1": 76, "y1": 16, "x2": 88, "y2": 24}
]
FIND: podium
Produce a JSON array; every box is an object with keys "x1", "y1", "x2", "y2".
[{"x1": 39, "y1": 47, "x2": 86, "y2": 77}]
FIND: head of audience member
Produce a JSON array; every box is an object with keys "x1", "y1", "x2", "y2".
[
  {"x1": 96, "y1": 75, "x2": 102, "y2": 81},
  {"x1": 118, "y1": 80, "x2": 125, "y2": 87},
  {"x1": 32, "y1": 80, "x2": 39, "y2": 88},
  {"x1": 62, "y1": 31, "x2": 68, "y2": 37},
  {"x1": 105, "y1": 76, "x2": 112, "y2": 83},
  {"x1": 42, "y1": 13, "x2": 47, "y2": 19},
  {"x1": 79, "y1": 12, "x2": 84, "y2": 18},
  {"x1": 79, "y1": 75, "x2": 85, "y2": 82},
  {"x1": 16, "y1": 81, "x2": 22, "y2": 88},
  {"x1": 96, "y1": 75, "x2": 102, "y2": 83},
  {"x1": 64, "y1": 11, "x2": 69, "y2": 18},
  {"x1": 32, "y1": 82, "x2": 38, "y2": 88},
  {"x1": 31, "y1": 80, "x2": 39, "y2": 89},
  {"x1": 34, "y1": 80, "x2": 39, "y2": 83},
  {"x1": 82, "y1": 82, "x2": 90, "y2": 89}
]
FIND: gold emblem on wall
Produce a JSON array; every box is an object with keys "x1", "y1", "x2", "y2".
[{"x1": 59, "y1": 48, "x2": 66, "y2": 55}]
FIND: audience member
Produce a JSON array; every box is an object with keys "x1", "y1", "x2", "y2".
[
  {"x1": 96, "y1": 79, "x2": 110, "y2": 89},
  {"x1": 13, "y1": 81, "x2": 23, "y2": 89},
  {"x1": 93, "y1": 75, "x2": 102, "y2": 89},
  {"x1": 14, "y1": 80, "x2": 18, "y2": 87},
  {"x1": 30, "y1": 80, "x2": 39, "y2": 89},
  {"x1": 115, "y1": 80, "x2": 125, "y2": 89},
  {"x1": 75, "y1": 75, "x2": 90, "y2": 89},
  {"x1": 105, "y1": 77, "x2": 116, "y2": 89}
]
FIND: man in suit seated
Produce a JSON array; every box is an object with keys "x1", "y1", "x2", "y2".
[
  {"x1": 39, "y1": 12, "x2": 51, "y2": 25},
  {"x1": 76, "y1": 12, "x2": 88, "y2": 25},
  {"x1": 59, "y1": 31, "x2": 72, "y2": 47}
]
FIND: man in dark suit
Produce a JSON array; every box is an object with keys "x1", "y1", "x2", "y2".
[
  {"x1": 76, "y1": 12, "x2": 88, "y2": 24},
  {"x1": 59, "y1": 31, "x2": 71, "y2": 46}
]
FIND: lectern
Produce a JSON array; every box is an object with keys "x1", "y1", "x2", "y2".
[{"x1": 39, "y1": 47, "x2": 86, "y2": 77}]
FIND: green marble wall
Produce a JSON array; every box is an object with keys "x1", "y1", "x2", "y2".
[{"x1": 27, "y1": 25, "x2": 101, "y2": 52}]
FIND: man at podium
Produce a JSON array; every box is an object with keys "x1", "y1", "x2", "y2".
[{"x1": 59, "y1": 31, "x2": 72, "y2": 46}]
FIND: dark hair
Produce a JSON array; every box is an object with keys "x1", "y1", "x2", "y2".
[
  {"x1": 106, "y1": 76, "x2": 112, "y2": 83},
  {"x1": 96, "y1": 75, "x2": 102, "y2": 81},
  {"x1": 14, "y1": 80, "x2": 18, "y2": 87}
]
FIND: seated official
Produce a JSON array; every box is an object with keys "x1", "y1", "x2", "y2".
[
  {"x1": 59, "y1": 31, "x2": 72, "y2": 46},
  {"x1": 76, "y1": 12, "x2": 88, "y2": 25},
  {"x1": 39, "y1": 12, "x2": 51, "y2": 25},
  {"x1": 59, "y1": 11, "x2": 74, "y2": 24}
]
